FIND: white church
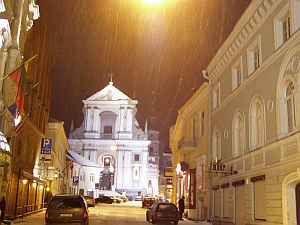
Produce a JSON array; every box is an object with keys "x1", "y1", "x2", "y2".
[{"x1": 68, "y1": 81, "x2": 159, "y2": 198}]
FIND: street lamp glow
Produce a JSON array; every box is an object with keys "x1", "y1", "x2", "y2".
[{"x1": 141, "y1": 0, "x2": 168, "y2": 6}]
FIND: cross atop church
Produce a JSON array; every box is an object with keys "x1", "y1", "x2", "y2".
[{"x1": 108, "y1": 73, "x2": 114, "y2": 83}]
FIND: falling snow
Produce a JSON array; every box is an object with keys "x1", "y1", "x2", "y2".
[{"x1": 45, "y1": 0, "x2": 251, "y2": 143}]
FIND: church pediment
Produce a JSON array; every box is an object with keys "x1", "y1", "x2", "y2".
[{"x1": 86, "y1": 82, "x2": 131, "y2": 101}]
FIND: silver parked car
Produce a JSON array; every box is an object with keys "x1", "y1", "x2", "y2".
[{"x1": 45, "y1": 194, "x2": 89, "y2": 225}]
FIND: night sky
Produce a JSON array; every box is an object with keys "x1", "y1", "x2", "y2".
[{"x1": 47, "y1": 0, "x2": 251, "y2": 145}]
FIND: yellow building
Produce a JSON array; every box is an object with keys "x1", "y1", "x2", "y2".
[
  {"x1": 170, "y1": 82, "x2": 209, "y2": 221},
  {"x1": 0, "y1": 0, "x2": 52, "y2": 218}
]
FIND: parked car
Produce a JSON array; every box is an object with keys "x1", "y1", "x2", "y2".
[
  {"x1": 117, "y1": 195, "x2": 128, "y2": 202},
  {"x1": 84, "y1": 196, "x2": 95, "y2": 207},
  {"x1": 95, "y1": 195, "x2": 114, "y2": 204},
  {"x1": 142, "y1": 197, "x2": 155, "y2": 208},
  {"x1": 45, "y1": 194, "x2": 89, "y2": 225},
  {"x1": 133, "y1": 196, "x2": 142, "y2": 201},
  {"x1": 111, "y1": 196, "x2": 122, "y2": 204},
  {"x1": 146, "y1": 202, "x2": 179, "y2": 225}
]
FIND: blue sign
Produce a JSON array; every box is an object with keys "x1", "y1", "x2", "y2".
[
  {"x1": 73, "y1": 176, "x2": 79, "y2": 186},
  {"x1": 41, "y1": 138, "x2": 53, "y2": 154}
]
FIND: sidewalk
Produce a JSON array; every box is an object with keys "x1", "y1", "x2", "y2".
[
  {"x1": 183, "y1": 218, "x2": 212, "y2": 224},
  {"x1": 10, "y1": 211, "x2": 45, "y2": 225}
]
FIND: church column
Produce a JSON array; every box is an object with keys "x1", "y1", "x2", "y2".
[
  {"x1": 119, "y1": 107, "x2": 124, "y2": 132},
  {"x1": 86, "y1": 106, "x2": 92, "y2": 131},
  {"x1": 141, "y1": 150, "x2": 148, "y2": 188},
  {"x1": 123, "y1": 150, "x2": 132, "y2": 188},
  {"x1": 127, "y1": 108, "x2": 133, "y2": 132},
  {"x1": 93, "y1": 107, "x2": 99, "y2": 132},
  {"x1": 115, "y1": 148, "x2": 124, "y2": 190}
]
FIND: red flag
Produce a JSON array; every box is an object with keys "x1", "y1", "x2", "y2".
[{"x1": 9, "y1": 65, "x2": 27, "y2": 114}]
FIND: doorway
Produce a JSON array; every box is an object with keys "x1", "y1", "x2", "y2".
[{"x1": 296, "y1": 183, "x2": 300, "y2": 225}]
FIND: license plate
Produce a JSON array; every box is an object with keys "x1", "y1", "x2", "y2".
[{"x1": 60, "y1": 213, "x2": 73, "y2": 217}]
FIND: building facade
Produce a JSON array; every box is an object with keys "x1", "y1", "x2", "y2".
[
  {"x1": 170, "y1": 83, "x2": 210, "y2": 221},
  {"x1": 68, "y1": 81, "x2": 159, "y2": 198},
  {"x1": 0, "y1": 0, "x2": 52, "y2": 219},
  {"x1": 42, "y1": 120, "x2": 69, "y2": 196},
  {"x1": 206, "y1": 0, "x2": 300, "y2": 224}
]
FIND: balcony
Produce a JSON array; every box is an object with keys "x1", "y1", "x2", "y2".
[
  {"x1": 178, "y1": 137, "x2": 197, "y2": 151},
  {"x1": 164, "y1": 167, "x2": 173, "y2": 177},
  {"x1": 100, "y1": 133, "x2": 114, "y2": 139}
]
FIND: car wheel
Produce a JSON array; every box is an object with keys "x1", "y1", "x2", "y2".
[
  {"x1": 151, "y1": 216, "x2": 156, "y2": 224},
  {"x1": 174, "y1": 221, "x2": 178, "y2": 225}
]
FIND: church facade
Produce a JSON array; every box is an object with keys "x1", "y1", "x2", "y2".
[{"x1": 68, "y1": 81, "x2": 159, "y2": 198}]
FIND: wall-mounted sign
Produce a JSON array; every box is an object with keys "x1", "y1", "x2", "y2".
[
  {"x1": 41, "y1": 138, "x2": 53, "y2": 154},
  {"x1": 73, "y1": 176, "x2": 79, "y2": 186}
]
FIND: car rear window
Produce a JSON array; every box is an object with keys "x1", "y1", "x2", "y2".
[
  {"x1": 158, "y1": 204, "x2": 177, "y2": 211},
  {"x1": 48, "y1": 197, "x2": 84, "y2": 209}
]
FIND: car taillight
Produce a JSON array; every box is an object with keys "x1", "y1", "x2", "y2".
[
  {"x1": 83, "y1": 212, "x2": 88, "y2": 220},
  {"x1": 45, "y1": 212, "x2": 49, "y2": 222}
]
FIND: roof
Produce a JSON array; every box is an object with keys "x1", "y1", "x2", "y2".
[
  {"x1": 67, "y1": 150, "x2": 100, "y2": 168},
  {"x1": 85, "y1": 82, "x2": 132, "y2": 102}
]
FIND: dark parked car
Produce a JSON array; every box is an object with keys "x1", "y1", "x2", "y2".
[
  {"x1": 84, "y1": 196, "x2": 95, "y2": 207},
  {"x1": 95, "y1": 195, "x2": 120, "y2": 204},
  {"x1": 146, "y1": 202, "x2": 179, "y2": 225},
  {"x1": 142, "y1": 197, "x2": 155, "y2": 208},
  {"x1": 45, "y1": 194, "x2": 89, "y2": 225}
]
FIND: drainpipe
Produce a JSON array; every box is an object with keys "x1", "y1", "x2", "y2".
[{"x1": 202, "y1": 70, "x2": 212, "y2": 220}]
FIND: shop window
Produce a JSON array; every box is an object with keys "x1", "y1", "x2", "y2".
[{"x1": 189, "y1": 169, "x2": 196, "y2": 209}]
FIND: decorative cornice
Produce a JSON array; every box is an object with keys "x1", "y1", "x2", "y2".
[{"x1": 207, "y1": 0, "x2": 279, "y2": 83}]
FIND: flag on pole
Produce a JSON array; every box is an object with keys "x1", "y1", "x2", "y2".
[{"x1": 9, "y1": 64, "x2": 27, "y2": 114}]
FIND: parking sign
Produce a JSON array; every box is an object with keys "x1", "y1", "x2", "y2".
[
  {"x1": 73, "y1": 176, "x2": 79, "y2": 186},
  {"x1": 41, "y1": 138, "x2": 53, "y2": 154}
]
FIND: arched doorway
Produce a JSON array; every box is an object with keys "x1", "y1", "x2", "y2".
[
  {"x1": 100, "y1": 170, "x2": 114, "y2": 190},
  {"x1": 296, "y1": 183, "x2": 300, "y2": 225}
]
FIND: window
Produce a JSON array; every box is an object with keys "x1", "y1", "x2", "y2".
[
  {"x1": 200, "y1": 111, "x2": 205, "y2": 136},
  {"x1": 274, "y1": 4, "x2": 291, "y2": 49},
  {"x1": 192, "y1": 118, "x2": 196, "y2": 139},
  {"x1": 252, "y1": 178, "x2": 266, "y2": 220},
  {"x1": 247, "y1": 37, "x2": 261, "y2": 75},
  {"x1": 212, "y1": 128, "x2": 221, "y2": 160},
  {"x1": 233, "y1": 112, "x2": 245, "y2": 157},
  {"x1": 80, "y1": 172, "x2": 85, "y2": 181},
  {"x1": 134, "y1": 154, "x2": 140, "y2": 162},
  {"x1": 250, "y1": 98, "x2": 265, "y2": 150},
  {"x1": 213, "y1": 84, "x2": 220, "y2": 109},
  {"x1": 286, "y1": 82, "x2": 297, "y2": 133},
  {"x1": 149, "y1": 147, "x2": 154, "y2": 157},
  {"x1": 133, "y1": 166, "x2": 139, "y2": 180},
  {"x1": 90, "y1": 173, "x2": 95, "y2": 182},
  {"x1": 104, "y1": 156, "x2": 111, "y2": 167},
  {"x1": 232, "y1": 57, "x2": 243, "y2": 91}
]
